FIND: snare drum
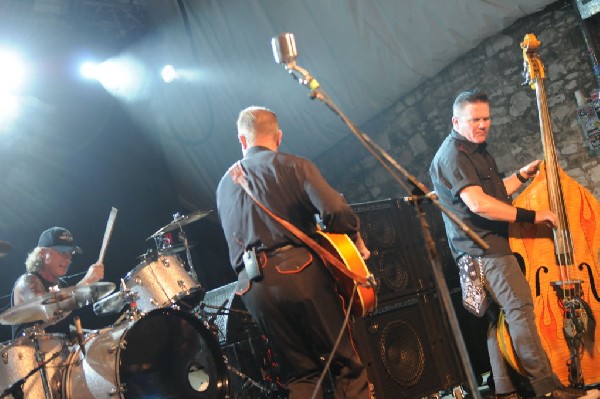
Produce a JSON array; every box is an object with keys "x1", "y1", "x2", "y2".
[
  {"x1": 62, "y1": 308, "x2": 229, "y2": 399},
  {"x1": 0, "y1": 333, "x2": 69, "y2": 399},
  {"x1": 125, "y1": 253, "x2": 204, "y2": 312}
]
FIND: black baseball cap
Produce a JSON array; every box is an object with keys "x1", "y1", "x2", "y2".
[{"x1": 38, "y1": 227, "x2": 83, "y2": 254}]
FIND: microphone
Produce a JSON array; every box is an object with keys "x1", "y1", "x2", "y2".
[
  {"x1": 74, "y1": 316, "x2": 86, "y2": 356},
  {"x1": 271, "y1": 32, "x2": 297, "y2": 65}
]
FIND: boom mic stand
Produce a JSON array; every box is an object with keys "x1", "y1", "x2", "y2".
[{"x1": 272, "y1": 32, "x2": 489, "y2": 399}]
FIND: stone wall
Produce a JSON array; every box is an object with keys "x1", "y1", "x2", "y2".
[{"x1": 316, "y1": 0, "x2": 600, "y2": 204}]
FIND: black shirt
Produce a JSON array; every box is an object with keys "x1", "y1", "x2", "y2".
[
  {"x1": 216, "y1": 146, "x2": 359, "y2": 271},
  {"x1": 429, "y1": 130, "x2": 512, "y2": 259}
]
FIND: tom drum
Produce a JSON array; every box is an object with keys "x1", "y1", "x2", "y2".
[{"x1": 125, "y1": 253, "x2": 204, "y2": 312}]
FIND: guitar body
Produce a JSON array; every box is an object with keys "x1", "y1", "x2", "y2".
[{"x1": 316, "y1": 231, "x2": 377, "y2": 317}]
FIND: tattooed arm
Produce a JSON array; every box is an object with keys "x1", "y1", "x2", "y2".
[{"x1": 12, "y1": 274, "x2": 47, "y2": 306}]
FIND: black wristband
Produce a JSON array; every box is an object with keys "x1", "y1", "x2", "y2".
[
  {"x1": 515, "y1": 171, "x2": 528, "y2": 183},
  {"x1": 515, "y1": 207, "x2": 536, "y2": 223}
]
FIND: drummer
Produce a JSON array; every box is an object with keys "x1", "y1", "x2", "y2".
[{"x1": 11, "y1": 226, "x2": 104, "y2": 338}]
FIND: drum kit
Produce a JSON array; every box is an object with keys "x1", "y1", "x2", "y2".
[{"x1": 0, "y1": 211, "x2": 282, "y2": 399}]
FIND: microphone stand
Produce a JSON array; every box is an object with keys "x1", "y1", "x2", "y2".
[{"x1": 280, "y1": 58, "x2": 488, "y2": 399}]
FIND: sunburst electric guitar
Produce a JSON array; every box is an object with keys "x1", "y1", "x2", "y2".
[{"x1": 316, "y1": 231, "x2": 377, "y2": 317}]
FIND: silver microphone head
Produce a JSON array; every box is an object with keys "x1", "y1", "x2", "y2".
[{"x1": 271, "y1": 32, "x2": 298, "y2": 64}]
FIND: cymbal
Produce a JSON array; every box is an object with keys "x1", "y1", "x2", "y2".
[
  {"x1": 149, "y1": 210, "x2": 213, "y2": 238},
  {"x1": 0, "y1": 282, "x2": 116, "y2": 325},
  {"x1": 0, "y1": 240, "x2": 12, "y2": 258}
]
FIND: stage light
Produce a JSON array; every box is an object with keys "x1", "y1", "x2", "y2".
[
  {"x1": 0, "y1": 49, "x2": 26, "y2": 92},
  {"x1": 0, "y1": 92, "x2": 20, "y2": 128},
  {"x1": 79, "y1": 61, "x2": 100, "y2": 80},
  {"x1": 79, "y1": 56, "x2": 149, "y2": 102},
  {"x1": 161, "y1": 65, "x2": 177, "y2": 83}
]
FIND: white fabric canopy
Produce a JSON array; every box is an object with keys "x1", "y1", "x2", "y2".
[{"x1": 129, "y1": 0, "x2": 557, "y2": 208}]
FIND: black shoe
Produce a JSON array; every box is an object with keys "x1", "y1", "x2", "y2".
[{"x1": 541, "y1": 387, "x2": 589, "y2": 399}]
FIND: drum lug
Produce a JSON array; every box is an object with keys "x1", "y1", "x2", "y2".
[
  {"x1": 108, "y1": 340, "x2": 127, "y2": 354},
  {"x1": 161, "y1": 257, "x2": 171, "y2": 267},
  {"x1": 178, "y1": 280, "x2": 187, "y2": 290},
  {"x1": 1, "y1": 351, "x2": 7, "y2": 364},
  {"x1": 150, "y1": 298, "x2": 159, "y2": 307},
  {"x1": 109, "y1": 384, "x2": 127, "y2": 396},
  {"x1": 134, "y1": 276, "x2": 143, "y2": 285}
]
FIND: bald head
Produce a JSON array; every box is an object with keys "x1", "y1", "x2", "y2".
[{"x1": 237, "y1": 106, "x2": 282, "y2": 154}]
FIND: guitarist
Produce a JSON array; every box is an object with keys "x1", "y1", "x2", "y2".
[{"x1": 216, "y1": 106, "x2": 370, "y2": 399}]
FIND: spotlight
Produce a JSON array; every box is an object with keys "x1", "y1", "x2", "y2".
[
  {"x1": 0, "y1": 49, "x2": 26, "y2": 92},
  {"x1": 161, "y1": 65, "x2": 177, "y2": 83},
  {"x1": 0, "y1": 92, "x2": 20, "y2": 127},
  {"x1": 79, "y1": 61, "x2": 100, "y2": 80}
]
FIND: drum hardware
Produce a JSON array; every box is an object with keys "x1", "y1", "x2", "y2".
[
  {"x1": 226, "y1": 363, "x2": 276, "y2": 397},
  {"x1": 93, "y1": 279, "x2": 140, "y2": 317},
  {"x1": 108, "y1": 384, "x2": 126, "y2": 397},
  {"x1": 149, "y1": 210, "x2": 213, "y2": 237},
  {"x1": 32, "y1": 333, "x2": 53, "y2": 399},
  {"x1": 0, "y1": 326, "x2": 69, "y2": 399},
  {"x1": 0, "y1": 282, "x2": 116, "y2": 325},
  {"x1": 197, "y1": 299, "x2": 285, "y2": 399},
  {"x1": 148, "y1": 210, "x2": 212, "y2": 284},
  {"x1": 0, "y1": 344, "x2": 65, "y2": 399}
]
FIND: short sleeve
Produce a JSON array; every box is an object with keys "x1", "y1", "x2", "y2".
[{"x1": 439, "y1": 151, "x2": 481, "y2": 198}]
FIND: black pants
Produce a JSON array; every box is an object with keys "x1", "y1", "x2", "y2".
[{"x1": 240, "y1": 247, "x2": 369, "y2": 399}]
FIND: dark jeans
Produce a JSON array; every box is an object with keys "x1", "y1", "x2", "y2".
[
  {"x1": 481, "y1": 254, "x2": 561, "y2": 396},
  {"x1": 240, "y1": 248, "x2": 369, "y2": 399}
]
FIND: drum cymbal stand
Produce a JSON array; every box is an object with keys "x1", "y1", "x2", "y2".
[
  {"x1": 226, "y1": 363, "x2": 280, "y2": 399},
  {"x1": 177, "y1": 225, "x2": 199, "y2": 283},
  {"x1": 0, "y1": 327, "x2": 66, "y2": 399},
  {"x1": 201, "y1": 305, "x2": 285, "y2": 399}
]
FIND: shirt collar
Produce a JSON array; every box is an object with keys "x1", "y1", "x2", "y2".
[
  {"x1": 450, "y1": 129, "x2": 487, "y2": 154},
  {"x1": 244, "y1": 146, "x2": 274, "y2": 157}
]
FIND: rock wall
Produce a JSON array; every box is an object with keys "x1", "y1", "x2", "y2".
[{"x1": 317, "y1": 0, "x2": 600, "y2": 203}]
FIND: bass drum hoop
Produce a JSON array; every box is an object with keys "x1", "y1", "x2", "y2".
[{"x1": 62, "y1": 308, "x2": 229, "y2": 399}]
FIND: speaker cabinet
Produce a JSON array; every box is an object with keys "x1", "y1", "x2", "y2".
[
  {"x1": 351, "y1": 198, "x2": 456, "y2": 303},
  {"x1": 352, "y1": 291, "x2": 463, "y2": 399},
  {"x1": 203, "y1": 282, "x2": 257, "y2": 345}
]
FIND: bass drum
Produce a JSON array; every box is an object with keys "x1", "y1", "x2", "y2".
[{"x1": 62, "y1": 309, "x2": 229, "y2": 399}]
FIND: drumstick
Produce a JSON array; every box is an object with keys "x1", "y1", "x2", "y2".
[{"x1": 98, "y1": 207, "x2": 118, "y2": 264}]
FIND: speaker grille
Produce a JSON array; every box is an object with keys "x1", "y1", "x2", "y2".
[
  {"x1": 202, "y1": 282, "x2": 256, "y2": 345},
  {"x1": 352, "y1": 198, "x2": 460, "y2": 303},
  {"x1": 380, "y1": 319, "x2": 425, "y2": 386},
  {"x1": 352, "y1": 292, "x2": 463, "y2": 399},
  {"x1": 352, "y1": 198, "x2": 435, "y2": 301}
]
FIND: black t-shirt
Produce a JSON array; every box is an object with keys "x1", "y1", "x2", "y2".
[{"x1": 429, "y1": 130, "x2": 513, "y2": 259}]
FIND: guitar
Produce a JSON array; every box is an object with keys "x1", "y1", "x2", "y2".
[{"x1": 316, "y1": 231, "x2": 377, "y2": 317}]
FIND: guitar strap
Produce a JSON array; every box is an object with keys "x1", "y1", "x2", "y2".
[{"x1": 229, "y1": 161, "x2": 371, "y2": 287}]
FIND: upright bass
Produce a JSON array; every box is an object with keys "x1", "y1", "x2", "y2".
[{"x1": 507, "y1": 34, "x2": 600, "y2": 386}]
